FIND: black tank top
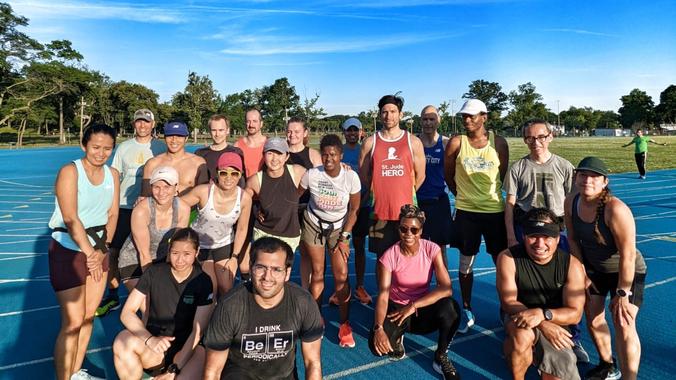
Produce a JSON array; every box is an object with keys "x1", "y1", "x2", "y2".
[
  {"x1": 289, "y1": 146, "x2": 314, "y2": 204},
  {"x1": 510, "y1": 244, "x2": 569, "y2": 309},
  {"x1": 255, "y1": 165, "x2": 300, "y2": 238}
]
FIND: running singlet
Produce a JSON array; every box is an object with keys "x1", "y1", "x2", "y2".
[
  {"x1": 417, "y1": 135, "x2": 446, "y2": 200},
  {"x1": 234, "y1": 137, "x2": 265, "y2": 177},
  {"x1": 454, "y1": 131, "x2": 505, "y2": 213},
  {"x1": 256, "y1": 165, "x2": 301, "y2": 238},
  {"x1": 49, "y1": 159, "x2": 114, "y2": 251},
  {"x1": 342, "y1": 143, "x2": 360, "y2": 172},
  {"x1": 288, "y1": 146, "x2": 314, "y2": 169},
  {"x1": 370, "y1": 131, "x2": 416, "y2": 221},
  {"x1": 191, "y1": 186, "x2": 242, "y2": 249}
]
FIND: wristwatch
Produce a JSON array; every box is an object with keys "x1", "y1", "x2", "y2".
[
  {"x1": 542, "y1": 308, "x2": 553, "y2": 321},
  {"x1": 373, "y1": 324, "x2": 383, "y2": 331},
  {"x1": 616, "y1": 289, "x2": 633, "y2": 298},
  {"x1": 341, "y1": 231, "x2": 352, "y2": 241},
  {"x1": 166, "y1": 363, "x2": 181, "y2": 375}
]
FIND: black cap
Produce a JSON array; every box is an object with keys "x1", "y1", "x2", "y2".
[{"x1": 576, "y1": 156, "x2": 608, "y2": 177}]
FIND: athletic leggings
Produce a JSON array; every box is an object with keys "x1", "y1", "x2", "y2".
[
  {"x1": 369, "y1": 296, "x2": 461, "y2": 356},
  {"x1": 634, "y1": 152, "x2": 646, "y2": 176}
]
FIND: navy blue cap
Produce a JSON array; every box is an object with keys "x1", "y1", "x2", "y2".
[{"x1": 164, "y1": 121, "x2": 189, "y2": 137}]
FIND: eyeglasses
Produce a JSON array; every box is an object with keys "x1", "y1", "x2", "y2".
[
  {"x1": 524, "y1": 134, "x2": 551, "y2": 144},
  {"x1": 218, "y1": 169, "x2": 242, "y2": 178},
  {"x1": 252, "y1": 264, "x2": 287, "y2": 278},
  {"x1": 398, "y1": 225, "x2": 421, "y2": 235}
]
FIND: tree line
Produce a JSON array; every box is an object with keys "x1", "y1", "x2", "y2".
[{"x1": 1, "y1": 3, "x2": 675, "y2": 147}]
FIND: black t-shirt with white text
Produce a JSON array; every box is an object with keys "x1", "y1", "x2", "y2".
[
  {"x1": 203, "y1": 282, "x2": 324, "y2": 380},
  {"x1": 136, "y1": 262, "x2": 213, "y2": 347}
]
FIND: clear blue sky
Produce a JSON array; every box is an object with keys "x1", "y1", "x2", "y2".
[{"x1": 9, "y1": 0, "x2": 676, "y2": 117}]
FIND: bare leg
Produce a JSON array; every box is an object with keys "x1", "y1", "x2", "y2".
[
  {"x1": 113, "y1": 329, "x2": 164, "y2": 380},
  {"x1": 54, "y1": 286, "x2": 86, "y2": 380},
  {"x1": 178, "y1": 345, "x2": 206, "y2": 379},
  {"x1": 306, "y1": 243, "x2": 326, "y2": 306},
  {"x1": 585, "y1": 294, "x2": 614, "y2": 363},
  {"x1": 503, "y1": 321, "x2": 536, "y2": 380},
  {"x1": 614, "y1": 303, "x2": 641, "y2": 380},
  {"x1": 299, "y1": 241, "x2": 312, "y2": 289},
  {"x1": 201, "y1": 260, "x2": 218, "y2": 299},
  {"x1": 352, "y1": 235, "x2": 366, "y2": 288},
  {"x1": 73, "y1": 272, "x2": 107, "y2": 371},
  {"x1": 330, "y1": 248, "x2": 350, "y2": 323},
  {"x1": 214, "y1": 258, "x2": 237, "y2": 296}
]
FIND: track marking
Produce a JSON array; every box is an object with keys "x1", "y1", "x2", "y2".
[
  {"x1": 0, "y1": 180, "x2": 48, "y2": 188},
  {"x1": 4, "y1": 227, "x2": 48, "y2": 232},
  {"x1": 0, "y1": 209, "x2": 51, "y2": 214},
  {"x1": 645, "y1": 276, "x2": 676, "y2": 289},
  {"x1": 0, "y1": 255, "x2": 41, "y2": 262},
  {"x1": 0, "y1": 278, "x2": 50, "y2": 284},
  {"x1": 0, "y1": 346, "x2": 112, "y2": 371},
  {"x1": 0, "y1": 238, "x2": 52, "y2": 245}
]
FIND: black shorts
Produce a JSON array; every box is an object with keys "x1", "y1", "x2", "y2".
[
  {"x1": 198, "y1": 243, "x2": 234, "y2": 262},
  {"x1": 587, "y1": 270, "x2": 646, "y2": 307},
  {"x1": 119, "y1": 257, "x2": 165, "y2": 282},
  {"x1": 455, "y1": 209, "x2": 507, "y2": 256},
  {"x1": 48, "y1": 239, "x2": 110, "y2": 292},
  {"x1": 418, "y1": 195, "x2": 452, "y2": 245},
  {"x1": 368, "y1": 219, "x2": 400, "y2": 257},
  {"x1": 352, "y1": 207, "x2": 370, "y2": 238},
  {"x1": 110, "y1": 208, "x2": 133, "y2": 249},
  {"x1": 143, "y1": 339, "x2": 182, "y2": 377}
]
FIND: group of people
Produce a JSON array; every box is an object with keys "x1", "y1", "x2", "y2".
[{"x1": 47, "y1": 95, "x2": 647, "y2": 380}]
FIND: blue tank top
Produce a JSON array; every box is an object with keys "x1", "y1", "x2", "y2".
[
  {"x1": 417, "y1": 136, "x2": 446, "y2": 200},
  {"x1": 49, "y1": 159, "x2": 114, "y2": 251},
  {"x1": 342, "y1": 143, "x2": 360, "y2": 172}
]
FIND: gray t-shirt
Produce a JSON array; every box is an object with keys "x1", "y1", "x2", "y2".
[
  {"x1": 504, "y1": 154, "x2": 574, "y2": 217},
  {"x1": 111, "y1": 138, "x2": 165, "y2": 208},
  {"x1": 203, "y1": 282, "x2": 324, "y2": 380}
]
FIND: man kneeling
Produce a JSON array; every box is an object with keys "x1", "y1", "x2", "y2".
[{"x1": 497, "y1": 208, "x2": 585, "y2": 380}]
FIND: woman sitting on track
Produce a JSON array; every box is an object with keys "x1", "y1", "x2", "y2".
[
  {"x1": 117, "y1": 166, "x2": 191, "y2": 292},
  {"x1": 48, "y1": 124, "x2": 120, "y2": 380},
  {"x1": 369, "y1": 204, "x2": 461, "y2": 380},
  {"x1": 564, "y1": 157, "x2": 647, "y2": 380},
  {"x1": 113, "y1": 227, "x2": 213, "y2": 379},
  {"x1": 182, "y1": 152, "x2": 252, "y2": 297},
  {"x1": 298, "y1": 134, "x2": 361, "y2": 348}
]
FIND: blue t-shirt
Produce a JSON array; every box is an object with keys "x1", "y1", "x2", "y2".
[{"x1": 417, "y1": 136, "x2": 446, "y2": 200}]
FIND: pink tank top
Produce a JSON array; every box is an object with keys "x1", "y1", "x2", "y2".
[
  {"x1": 235, "y1": 137, "x2": 265, "y2": 177},
  {"x1": 370, "y1": 130, "x2": 416, "y2": 221}
]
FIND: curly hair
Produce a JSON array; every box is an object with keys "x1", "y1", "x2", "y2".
[{"x1": 398, "y1": 204, "x2": 426, "y2": 225}]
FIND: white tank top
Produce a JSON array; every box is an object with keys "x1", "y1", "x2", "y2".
[{"x1": 191, "y1": 185, "x2": 242, "y2": 249}]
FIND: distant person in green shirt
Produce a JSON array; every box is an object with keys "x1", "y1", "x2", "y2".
[{"x1": 622, "y1": 129, "x2": 667, "y2": 179}]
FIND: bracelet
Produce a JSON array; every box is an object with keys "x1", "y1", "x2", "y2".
[{"x1": 144, "y1": 335, "x2": 152, "y2": 346}]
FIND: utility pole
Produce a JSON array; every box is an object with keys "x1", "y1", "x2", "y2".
[
  {"x1": 79, "y1": 96, "x2": 86, "y2": 141},
  {"x1": 557, "y1": 100, "x2": 561, "y2": 130},
  {"x1": 451, "y1": 99, "x2": 456, "y2": 135}
]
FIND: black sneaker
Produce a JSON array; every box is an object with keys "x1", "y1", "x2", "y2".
[
  {"x1": 433, "y1": 353, "x2": 460, "y2": 380},
  {"x1": 388, "y1": 335, "x2": 406, "y2": 361},
  {"x1": 585, "y1": 360, "x2": 621, "y2": 380},
  {"x1": 95, "y1": 296, "x2": 120, "y2": 317}
]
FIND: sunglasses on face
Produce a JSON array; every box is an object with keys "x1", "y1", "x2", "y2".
[
  {"x1": 524, "y1": 134, "x2": 551, "y2": 144},
  {"x1": 398, "y1": 225, "x2": 421, "y2": 235},
  {"x1": 218, "y1": 169, "x2": 242, "y2": 178}
]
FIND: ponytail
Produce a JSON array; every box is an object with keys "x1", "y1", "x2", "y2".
[{"x1": 593, "y1": 186, "x2": 612, "y2": 245}]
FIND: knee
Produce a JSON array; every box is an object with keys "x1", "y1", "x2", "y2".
[
  {"x1": 507, "y1": 326, "x2": 534, "y2": 353},
  {"x1": 112, "y1": 331, "x2": 135, "y2": 359},
  {"x1": 333, "y1": 267, "x2": 348, "y2": 285},
  {"x1": 588, "y1": 313, "x2": 608, "y2": 330},
  {"x1": 61, "y1": 314, "x2": 86, "y2": 334}
]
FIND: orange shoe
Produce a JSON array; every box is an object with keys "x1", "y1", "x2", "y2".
[
  {"x1": 354, "y1": 285, "x2": 372, "y2": 305},
  {"x1": 338, "y1": 321, "x2": 356, "y2": 348}
]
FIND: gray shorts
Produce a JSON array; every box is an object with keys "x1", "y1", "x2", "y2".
[{"x1": 533, "y1": 328, "x2": 580, "y2": 380}]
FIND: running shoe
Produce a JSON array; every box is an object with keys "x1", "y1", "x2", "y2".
[
  {"x1": 457, "y1": 308, "x2": 474, "y2": 334},
  {"x1": 573, "y1": 340, "x2": 590, "y2": 363},
  {"x1": 433, "y1": 353, "x2": 461, "y2": 380},
  {"x1": 95, "y1": 296, "x2": 120, "y2": 317},
  {"x1": 585, "y1": 359, "x2": 621, "y2": 380},
  {"x1": 354, "y1": 285, "x2": 372, "y2": 305},
  {"x1": 338, "y1": 321, "x2": 356, "y2": 348},
  {"x1": 70, "y1": 369, "x2": 104, "y2": 380},
  {"x1": 639, "y1": 175, "x2": 646, "y2": 180},
  {"x1": 389, "y1": 334, "x2": 406, "y2": 361}
]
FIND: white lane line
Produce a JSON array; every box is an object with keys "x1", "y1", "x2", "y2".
[
  {"x1": 324, "y1": 325, "x2": 505, "y2": 379},
  {"x1": 645, "y1": 276, "x2": 676, "y2": 289},
  {"x1": 0, "y1": 238, "x2": 51, "y2": 245},
  {"x1": 4, "y1": 227, "x2": 48, "y2": 232},
  {"x1": 0, "y1": 180, "x2": 48, "y2": 188},
  {"x1": 0, "y1": 278, "x2": 50, "y2": 284},
  {"x1": 0, "y1": 210, "x2": 51, "y2": 213},
  {"x1": 645, "y1": 255, "x2": 676, "y2": 261},
  {"x1": 0, "y1": 234, "x2": 47, "y2": 237},
  {"x1": 0, "y1": 255, "x2": 41, "y2": 262},
  {"x1": 0, "y1": 221, "x2": 48, "y2": 224},
  {"x1": 0, "y1": 200, "x2": 52, "y2": 205},
  {"x1": 0, "y1": 346, "x2": 112, "y2": 371},
  {"x1": 0, "y1": 252, "x2": 46, "y2": 255}
]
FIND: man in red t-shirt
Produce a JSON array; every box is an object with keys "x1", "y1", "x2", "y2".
[{"x1": 359, "y1": 94, "x2": 426, "y2": 259}]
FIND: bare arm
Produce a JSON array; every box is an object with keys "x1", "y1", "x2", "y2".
[
  {"x1": 358, "y1": 136, "x2": 374, "y2": 198},
  {"x1": 496, "y1": 250, "x2": 528, "y2": 316},
  {"x1": 106, "y1": 168, "x2": 120, "y2": 245},
  {"x1": 495, "y1": 135, "x2": 509, "y2": 183},
  {"x1": 130, "y1": 201, "x2": 152, "y2": 270},
  {"x1": 232, "y1": 191, "x2": 252, "y2": 255},
  {"x1": 203, "y1": 348, "x2": 229, "y2": 380},
  {"x1": 372, "y1": 262, "x2": 394, "y2": 355},
  {"x1": 176, "y1": 198, "x2": 191, "y2": 228},
  {"x1": 292, "y1": 164, "x2": 308, "y2": 189},
  {"x1": 309, "y1": 148, "x2": 322, "y2": 168},
  {"x1": 141, "y1": 158, "x2": 157, "y2": 197},
  {"x1": 119, "y1": 288, "x2": 150, "y2": 337},
  {"x1": 505, "y1": 195, "x2": 518, "y2": 247},
  {"x1": 55, "y1": 164, "x2": 96, "y2": 256},
  {"x1": 245, "y1": 174, "x2": 260, "y2": 199},
  {"x1": 563, "y1": 194, "x2": 584, "y2": 262},
  {"x1": 410, "y1": 135, "x2": 426, "y2": 190},
  {"x1": 195, "y1": 158, "x2": 210, "y2": 186},
  {"x1": 301, "y1": 338, "x2": 322, "y2": 380},
  {"x1": 605, "y1": 199, "x2": 637, "y2": 291},
  {"x1": 342, "y1": 192, "x2": 361, "y2": 234},
  {"x1": 553, "y1": 255, "x2": 586, "y2": 325},
  {"x1": 443, "y1": 136, "x2": 461, "y2": 196},
  {"x1": 181, "y1": 184, "x2": 208, "y2": 208},
  {"x1": 172, "y1": 304, "x2": 214, "y2": 370}
]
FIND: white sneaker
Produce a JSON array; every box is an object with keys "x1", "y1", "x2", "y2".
[
  {"x1": 457, "y1": 308, "x2": 475, "y2": 333},
  {"x1": 71, "y1": 369, "x2": 105, "y2": 380}
]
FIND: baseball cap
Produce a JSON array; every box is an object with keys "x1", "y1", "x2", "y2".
[
  {"x1": 217, "y1": 152, "x2": 243, "y2": 172},
  {"x1": 149, "y1": 166, "x2": 178, "y2": 186},
  {"x1": 341, "y1": 117, "x2": 363, "y2": 130},
  {"x1": 522, "y1": 220, "x2": 560, "y2": 239},
  {"x1": 576, "y1": 156, "x2": 608, "y2": 177},
  {"x1": 164, "y1": 121, "x2": 189, "y2": 137},
  {"x1": 133, "y1": 109, "x2": 154, "y2": 122},
  {"x1": 264, "y1": 137, "x2": 289, "y2": 154},
  {"x1": 458, "y1": 99, "x2": 488, "y2": 115}
]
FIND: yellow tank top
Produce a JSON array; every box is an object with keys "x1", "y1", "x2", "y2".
[{"x1": 454, "y1": 131, "x2": 505, "y2": 213}]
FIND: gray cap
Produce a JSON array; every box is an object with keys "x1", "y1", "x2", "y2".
[
  {"x1": 133, "y1": 109, "x2": 154, "y2": 122},
  {"x1": 341, "y1": 117, "x2": 362, "y2": 130},
  {"x1": 263, "y1": 137, "x2": 289, "y2": 153}
]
